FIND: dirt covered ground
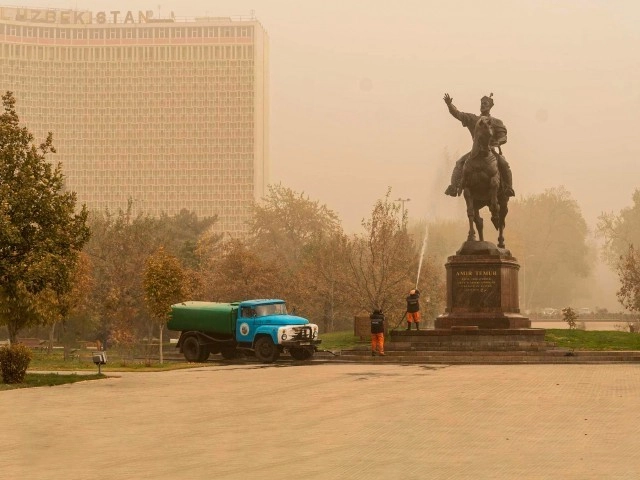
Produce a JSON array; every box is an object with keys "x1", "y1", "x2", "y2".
[{"x1": 2, "y1": 363, "x2": 640, "y2": 479}]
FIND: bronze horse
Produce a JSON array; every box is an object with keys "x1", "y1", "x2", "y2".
[{"x1": 461, "y1": 116, "x2": 509, "y2": 248}]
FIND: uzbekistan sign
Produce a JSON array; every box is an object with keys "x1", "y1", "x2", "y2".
[{"x1": 0, "y1": 7, "x2": 161, "y2": 25}]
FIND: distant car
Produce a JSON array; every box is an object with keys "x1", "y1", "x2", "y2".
[
  {"x1": 577, "y1": 307, "x2": 593, "y2": 316},
  {"x1": 541, "y1": 308, "x2": 558, "y2": 317}
]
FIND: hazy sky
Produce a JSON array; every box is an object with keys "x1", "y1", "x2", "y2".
[
  {"x1": 7, "y1": 0, "x2": 638, "y2": 309},
  {"x1": 10, "y1": 0, "x2": 640, "y2": 233}
]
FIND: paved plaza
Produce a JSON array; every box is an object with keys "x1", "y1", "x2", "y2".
[{"x1": 2, "y1": 362, "x2": 640, "y2": 479}]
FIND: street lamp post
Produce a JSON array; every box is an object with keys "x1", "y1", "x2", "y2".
[{"x1": 395, "y1": 198, "x2": 411, "y2": 226}]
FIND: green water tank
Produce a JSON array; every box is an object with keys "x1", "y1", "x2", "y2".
[{"x1": 168, "y1": 301, "x2": 238, "y2": 335}]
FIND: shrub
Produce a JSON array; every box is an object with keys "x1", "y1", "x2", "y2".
[
  {"x1": 562, "y1": 307, "x2": 578, "y2": 330},
  {"x1": 0, "y1": 344, "x2": 33, "y2": 384}
]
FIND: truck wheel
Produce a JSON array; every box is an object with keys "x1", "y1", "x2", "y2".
[
  {"x1": 289, "y1": 347, "x2": 314, "y2": 361},
  {"x1": 220, "y1": 347, "x2": 237, "y2": 360},
  {"x1": 198, "y1": 346, "x2": 211, "y2": 362},
  {"x1": 183, "y1": 336, "x2": 202, "y2": 362},
  {"x1": 254, "y1": 337, "x2": 280, "y2": 363}
]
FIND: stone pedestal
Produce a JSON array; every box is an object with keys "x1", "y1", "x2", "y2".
[
  {"x1": 435, "y1": 241, "x2": 530, "y2": 329},
  {"x1": 388, "y1": 327, "x2": 546, "y2": 351}
]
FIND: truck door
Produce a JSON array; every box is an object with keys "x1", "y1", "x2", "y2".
[{"x1": 237, "y1": 306, "x2": 256, "y2": 341}]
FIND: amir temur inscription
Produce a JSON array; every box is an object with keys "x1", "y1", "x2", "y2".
[{"x1": 452, "y1": 268, "x2": 500, "y2": 309}]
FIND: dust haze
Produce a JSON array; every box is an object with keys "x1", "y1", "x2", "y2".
[{"x1": 15, "y1": 0, "x2": 640, "y2": 309}]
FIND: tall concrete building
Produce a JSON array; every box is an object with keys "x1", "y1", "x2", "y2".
[{"x1": 0, "y1": 6, "x2": 269, "y2": 236}]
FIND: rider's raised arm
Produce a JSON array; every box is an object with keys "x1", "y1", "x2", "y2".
[
  {"x1": 447, "y1": 101, "x2": 463, "y2": 120},
  {"x1": 449, "y1": 103, "x2": 477, "y2": 129},
  {"x1": 444, "y1": 94, "x2": 476, "y2": 128}
]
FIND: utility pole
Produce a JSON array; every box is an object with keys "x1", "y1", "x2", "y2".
[{"x1": 395, "y1": 198, "x2": 411, "y2": 227}]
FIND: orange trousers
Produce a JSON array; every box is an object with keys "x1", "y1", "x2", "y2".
[
  {"x1": 407, "y1": 312, "x2": 421, "y2": 323},
  {"x1": 371, "y1": 333, "x2": 384, "y2": 353}
]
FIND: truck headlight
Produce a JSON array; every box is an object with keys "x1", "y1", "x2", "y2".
[{"x1": 281, "y1": 333, "x2": 288, "y2": 341}]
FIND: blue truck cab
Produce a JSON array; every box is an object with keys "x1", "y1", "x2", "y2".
[{"x1": 169, "y1": 299, "x2": 320, "y2": 363}]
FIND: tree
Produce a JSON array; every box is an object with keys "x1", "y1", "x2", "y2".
[
  {"x1": 562, "y1": 307, "x2": 578, "y2": 330},
  {"x1": 0, "y1": 284, "x2": 39, "y2": 344},
  {"x1": 346, "y1": 188, "x2": 417, "y2": 324},
  {"x1": 0, "y1": 91, "x2": 90, "y2": 343},
  {"x1": 31, "y1": 252, "x2": 94, "y2": 356},
  {"x1": 84, "y1": 204, "x2": 159, "y2": 349},
  {"x1": 244, "y1": 184, "x2": 356, "y2": 330},
  {"x1": 294, "y1": 232, "x2": 357, "y2": 332},
  {"x1": 507, "y1": 187, "x2": 592, "y2": 310},
  {"x1": 156, "y1": 209, "x2": 218, "y2": 268},
  {"x1": 198, "y1": 239, "x2": 283, "y2": 302},
  {"x1": 597, "y1": 189, "x2": 640, "y2": 267},
  {"x1": 86, "y1": 205, "x2": 215, "y2": 349},
  {"x1": 615, "y1": 244, "x2": 640, "y2": 314},
  {"x1": 143, "y1": 247, "x2": 188, "y2": 364},
  {"x1": 250, "y1": 183, "x2": 342, "y2": 269}
]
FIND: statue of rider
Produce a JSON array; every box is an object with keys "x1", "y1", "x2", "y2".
[{"x1": 443, "y1": 93, "x2": 515, "y2": 198}]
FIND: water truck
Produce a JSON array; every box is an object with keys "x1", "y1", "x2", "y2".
[{"x1": 168, "y1": 299, "x2": 321, "y2": 363}]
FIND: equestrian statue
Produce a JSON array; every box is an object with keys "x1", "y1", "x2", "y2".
[{"x1": 443, "y1": 93, "x2": 513, "y2": 249}]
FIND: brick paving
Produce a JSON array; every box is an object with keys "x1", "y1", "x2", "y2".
[
  {"x1": 2, "y1": 363, "x2": 640, "y2": 479},
  {"x1": 335, "y1": 349, "x2": 640, "y2": 363}
]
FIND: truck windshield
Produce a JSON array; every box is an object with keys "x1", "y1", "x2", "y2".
[{"x1": 254, "y1": 303, "x2": 287, "y2": 317}]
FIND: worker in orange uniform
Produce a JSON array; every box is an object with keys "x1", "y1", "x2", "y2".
[
  {"x1": 406, "y1": 289, "x2": 421, "y2": 330},
  {"x1": 370, "y1": 308, "x2": 385, "y2": 356}
]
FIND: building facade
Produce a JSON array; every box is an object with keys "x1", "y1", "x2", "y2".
[{"x1": 0, "y1": 6, "x2": 269, "y2": 236}]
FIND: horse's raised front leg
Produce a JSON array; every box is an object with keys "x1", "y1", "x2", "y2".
[{"x1": 463, "y1": 188, "x2": 476, "y2": 241}]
